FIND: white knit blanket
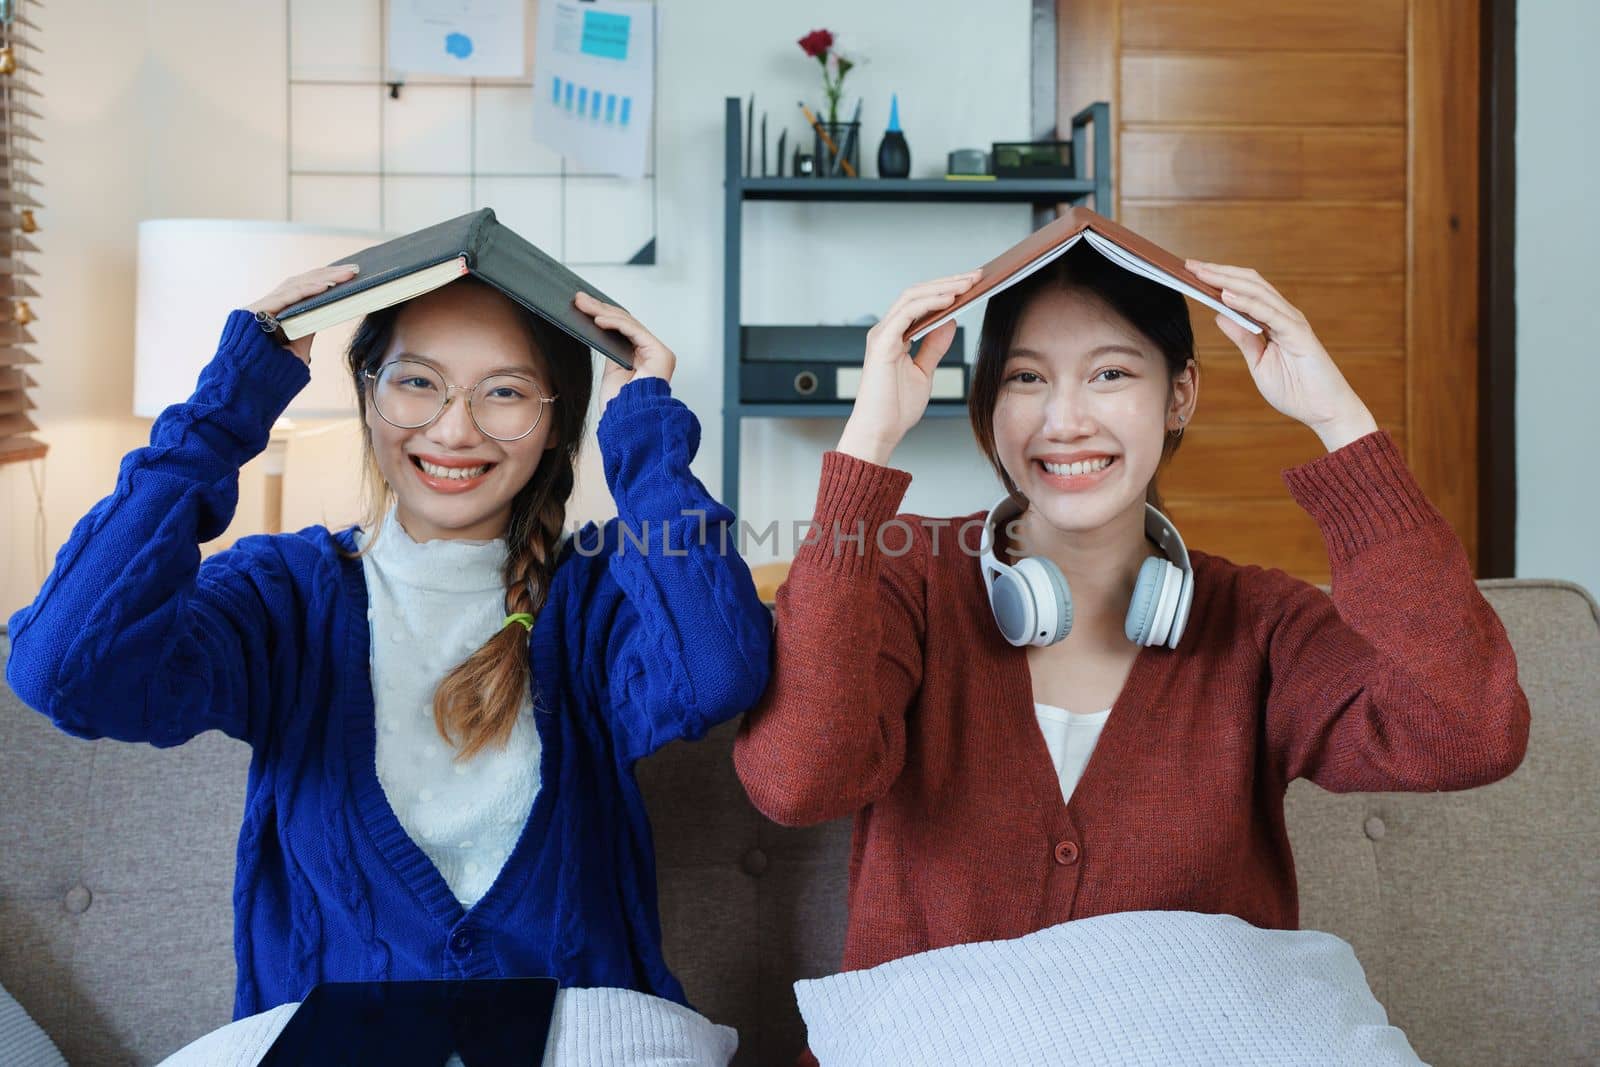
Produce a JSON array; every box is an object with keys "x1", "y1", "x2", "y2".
[
  {"x1": 157, "y1": 986, "x2": 736, "y2": 1066},
  {"x1": 0, "y1": 982, "x2": 67, "y2": 1067},
  {"x1": 795, "y1": 911, "x2": 1424, "y2": 1067}
]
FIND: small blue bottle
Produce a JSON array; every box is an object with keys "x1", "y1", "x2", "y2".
[{"x1": 877, "y1": 93, "x2": 911, "y2": 179}]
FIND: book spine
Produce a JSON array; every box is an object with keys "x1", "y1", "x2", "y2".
[{"x1": 465, "y1": 207, "x2": 499, "y2": 269}]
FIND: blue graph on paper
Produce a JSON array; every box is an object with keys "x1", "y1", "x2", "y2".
[
  {"x1": 552, "y1": 77, "x2": 633, "y2": 127},
  {"x1": 579, "y1": 10, "x2": 630, "y2": 59}
]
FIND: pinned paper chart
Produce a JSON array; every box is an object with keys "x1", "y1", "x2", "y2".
[
  {"x1": 387, "y1": 0, "x2": 527, "y2": 78},
  {"x1": 532, "y1": 0, "x2": 655, "y2": 179}
]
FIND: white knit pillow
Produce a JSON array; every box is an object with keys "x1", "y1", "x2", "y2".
[
  {"x1": 158, "y1": 986, "x2": 736, "y2": 1066},
  {"x1": 795, "y1": 911, "x2": 1423, "y2": 1067},
  {"x1": 544, "y1": 986, "x2": 736, "y2": 1065},
  {"x1": 0, "y1": 981, "x2": 68, "y2": 1067}
]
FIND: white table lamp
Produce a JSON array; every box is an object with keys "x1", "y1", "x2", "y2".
[{"x1": 133, "y1": 219, "x2": 387, "y2": 533}]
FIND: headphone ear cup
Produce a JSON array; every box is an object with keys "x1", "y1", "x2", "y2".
[
  {"x1": 1030, "y1": 557, "x2": 1073, "y2": 646},
  {"x1": 1146, "y1": 560, "x2": 1184, "y2": 648},
  {"x1": 1167, "y1": 567, "x2": 1195, "y2": 649},
  {"x1": 988, "y1": 568, "x2": 1038, "y2": 647},
  {"x1": 1125, "y1": 556, "x2": 1170, "y2": 646}
]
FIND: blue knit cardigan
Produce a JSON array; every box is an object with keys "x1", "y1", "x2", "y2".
[{"x1": 6, "y1": 310, "x2": 773, "y2": 1017}]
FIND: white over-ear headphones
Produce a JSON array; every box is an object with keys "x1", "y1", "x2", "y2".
[{"x1": 979, "y1": 495, "x2": 1195, "y2": 649}]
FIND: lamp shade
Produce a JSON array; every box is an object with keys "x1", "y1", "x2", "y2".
[{"x1": 133, "y1": 219, "x2": 388, "y2": 419}]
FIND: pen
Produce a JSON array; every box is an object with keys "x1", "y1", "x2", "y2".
[
  {"x1": 831, "y1": 98, "x2": 863, "y2": 177},
  {"x1": 798, "y1": 101, "x2": 857, "y2": 178}
]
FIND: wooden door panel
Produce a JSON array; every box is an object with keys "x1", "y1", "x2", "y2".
[
  {"x1": 1407, "y1": 0, "x2": 1482, "y2": 571},
  {"x1": 1186, "y1": 278, "x2": 1405, "y2": 357},
  {"x1": 1201, "y1": 277, "x2": 1404, "y2": 350},
  {"x1": 1162, "y1": 496, "x2": 1334, "y2": 583},
  {"x1": 1194, "y1": 351, "x2": 1406, "y2": 428},
  {"x1": 1121, "y1": 202, "x2": 1406, "y2": 276},
  {"x1": 1121, "y1": 128, "x2": 1406, "y2": 201},
  {"x1": 1120, "y1": 54, "x2": 1406, "y2": 126},
  {"x1": 1119, "y1": 0, "x2": 1406, "y2": 53},
  {"x1": 1162, "y1": 422, "x2": 1407, "y2": 502}
]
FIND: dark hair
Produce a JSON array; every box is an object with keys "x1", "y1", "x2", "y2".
[
  {"x1": 967, "y1": 243, "x2": 1195, "y2": 509},
  {"x1": 345, "y1": 277, "x2": 593, "y2": 760}
]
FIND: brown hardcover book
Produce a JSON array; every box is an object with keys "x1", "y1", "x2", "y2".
[{"x1": 908, "y1": 205, "x2": 1263, "y2": 341}]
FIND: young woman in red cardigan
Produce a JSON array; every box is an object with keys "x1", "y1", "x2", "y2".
[{"x1": 733, "y1": 244, "x2": 1529, "y2": 980}]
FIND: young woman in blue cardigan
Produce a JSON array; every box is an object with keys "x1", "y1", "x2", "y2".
[{"x1": 5, "y1": 264, "x2": 772, "y2": 1018}]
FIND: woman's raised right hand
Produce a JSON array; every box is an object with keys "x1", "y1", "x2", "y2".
[
  {"x1": 245, "y1": 264, "x2": 360, "y2": 364},
  {"x1": 835, "y1": 271, "x2": 980, "y2": 467}
]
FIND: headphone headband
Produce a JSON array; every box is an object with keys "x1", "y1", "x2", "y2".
[{"x1": 978, "y1": 494, "x2": 1025, "y2": 597}]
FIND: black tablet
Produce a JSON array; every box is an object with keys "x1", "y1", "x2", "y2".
[{"x1": 259, "y1": 977, "x2": 558, "y2": 1067}]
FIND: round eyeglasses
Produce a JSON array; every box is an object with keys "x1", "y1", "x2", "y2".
[{"x1": 364, "y1": 360, "x2": 557, "y2": 443}]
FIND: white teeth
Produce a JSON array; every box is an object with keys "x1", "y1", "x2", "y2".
[
  {"x1": 418, "y1": 459, "x2": 489, "y2": 480},
  {"x1": 1042, "y1": 457, "x2": 1113, "y2": 477}
]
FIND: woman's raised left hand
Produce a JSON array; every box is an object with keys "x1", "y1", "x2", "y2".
[
  {"x1": 574, "y1": 291, "x2": 677, "y2": 411},
  {"x1": 1187, "y1": 260, "x2": 1378, "y2": 452}
]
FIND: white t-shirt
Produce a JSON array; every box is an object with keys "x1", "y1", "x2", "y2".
[
  {"x1": 1033, "y1": 702, "x2": 1112, "y2": 806},
  {"x1": 360, "y1": 509, "x2": 540, "y2": 909}
]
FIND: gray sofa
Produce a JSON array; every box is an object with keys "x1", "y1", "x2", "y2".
[{"x1": 2, "y1": 578, "x2": 1596, "y2": 1066}]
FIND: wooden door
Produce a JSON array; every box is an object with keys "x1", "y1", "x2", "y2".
[{"x1": 1060, "y1": 0, "x2": 1480, "y2": 582}]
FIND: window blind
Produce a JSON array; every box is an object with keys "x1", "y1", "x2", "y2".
[{"x1": 0, "y1": 0, "x2": 43, "y2": 466}]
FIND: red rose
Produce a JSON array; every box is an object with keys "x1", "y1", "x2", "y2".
[{"x1": 798, "y1": 29, "x2": 834, "y2": 58}]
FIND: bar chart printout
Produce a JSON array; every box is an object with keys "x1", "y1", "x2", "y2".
[{"x1": 532, "y1": 0, "x2": 655, "y2": 179}]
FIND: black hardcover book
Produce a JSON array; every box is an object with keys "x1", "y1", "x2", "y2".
[
  {"x1": 739, "y1": 359, "x2": 968, "y2": 404},
  {"x1": 741, "y1": 324, "x2": 963, "y2": 364},
  {"x1": 277, "y1": 209, "x2": 634, "y2": 369}
]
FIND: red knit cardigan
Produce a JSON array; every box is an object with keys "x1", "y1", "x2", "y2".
[{"x1": 734, "y1": 431, "x2": 1529, "y2": 975}]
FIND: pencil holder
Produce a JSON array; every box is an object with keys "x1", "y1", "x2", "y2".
[{"x1": 813, "y1": 121, "x2": 861, "y2": 178}]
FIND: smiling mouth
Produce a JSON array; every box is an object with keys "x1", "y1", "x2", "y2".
[
  {"x1": 412, "y1": 456, "x2": 495, "y2": 481},
  {"x1": 1037, "y1": 456, "x2": 1117, "y2": 477}
]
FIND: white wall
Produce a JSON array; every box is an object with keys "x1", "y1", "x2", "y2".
[
  {"x1": 581, "y1": 0, "x2": 1034, "y2": 554},
  {"x1": 1516, "y1": 0, "x2": 1599, "y2": 596},
  {"x1": 1, "y1": 0, "x2": 1034, "y2": 616},
  {"x1": 29, "y1": 2, "x2": 1585, "y2": 614}
]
